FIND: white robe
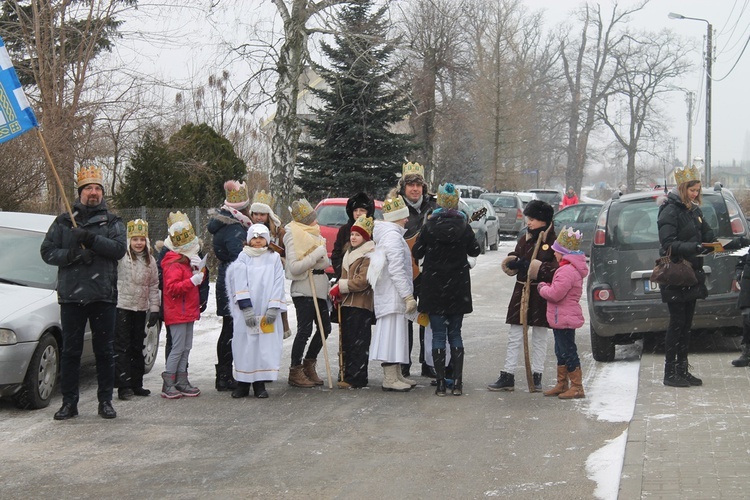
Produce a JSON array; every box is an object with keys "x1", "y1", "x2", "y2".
[{"x1": 226, "y1": 250, "x2": 287, "y2": 383}]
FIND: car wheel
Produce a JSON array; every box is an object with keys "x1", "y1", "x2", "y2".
[
  {"x1": 481, "y1": 235, "x2": 487, "y2": 254},
  {"x1": 590, "y1": 325, "x2": 616, "y2": 362},
  {"x1": 13, "y1": 332, "x2": 58, "y2": 409},
  {"x1": 143, "y1": 321, "x2": 160, "y2": 374}
]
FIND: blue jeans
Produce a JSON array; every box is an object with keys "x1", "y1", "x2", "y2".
[
  {"x1": 552, "y1": 328, "x2": 580, "y2": 371},
  {"x1": 429, "y1": 314, "x2": 464, "y2": 349},
  {"x1": 59, "y1": 302, "x2": 116, "y2": 404}
]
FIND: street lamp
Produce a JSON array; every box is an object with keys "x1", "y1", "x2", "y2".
[{"x1": 669, "y1": 12, "x2": 712, "y2": 185}]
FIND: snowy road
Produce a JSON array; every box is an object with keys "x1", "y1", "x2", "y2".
[{"x1": 0, "y1": 239, "x2": 641, "y2": 499}]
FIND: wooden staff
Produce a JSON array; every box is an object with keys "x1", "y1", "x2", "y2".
[
  {"x1": 36, "y1": 129, "x2": 77, "y2": 226},
  {"x1": 520, "y1": 229, "x2": 545, "y2": 393},
  {"x1": 308, "y1": 270, "x2": 333, "y2": 389},
  {"x1": 337, "y1": 302, "x2": 344, "y2": 384}
]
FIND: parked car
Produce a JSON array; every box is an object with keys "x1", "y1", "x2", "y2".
[
  {"x1": 454, "y1": 184, "x2": 487, "y2": 199},
  {"x1": 552, "y1": 202, "x2": 604, "y2": 256},
  {"x1": 315, "y1": 198, "x2": 384, "y2": 276},
  {"x1": 587, "y1": 187, "x2": 748, "y2": 362},
  {"x1": 482, "y1": 193, "x2": 525, "y2": 237},
  {"x1": 461, "y1": 198, "x2": 499, "y2": 253},
  {"x1": 0, "y1": 212, "x2": 159, "y2": 409},
  {"x1": 529, "y1": 189, "x2": 563, "y2": 210},
  {"x1": 502, "y1": 191, "x2": 538, "y2": 208}
]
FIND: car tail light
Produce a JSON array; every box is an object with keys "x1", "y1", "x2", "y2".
[
  {"x1": 731, "y1": 217, "x2": 744, "y2": 235},
  {"x1": 516, "y1": 209, "x2": 523, "y2": 220},
  {"x1": 592, "y1": 286, "x2": 614, "y2": 301},
  {"x1": 593, "y1": 207, "x2": 609, "y2": 246}
]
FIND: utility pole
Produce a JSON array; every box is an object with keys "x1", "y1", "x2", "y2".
[
  {"x1": 685, "y1": 91, "x2": 694, "y2": 167},
  {"x1": 705, "y1": 23, "x2": 713, "y2": 185}
]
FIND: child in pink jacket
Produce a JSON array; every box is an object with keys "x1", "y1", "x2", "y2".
[{"x1": 537, "y1": 227, "x2": 588, "y2": 399}]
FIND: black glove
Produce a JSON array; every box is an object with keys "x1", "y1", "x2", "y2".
[
  {"x1": 508, "y1": 257, "x2": 530, "y2": 272},
  {"x1": 697, "y1": 244, "x2": 713, "y2": 255},
  {"x1": 71, "y1": 227, "x2": 96, "y2": 247},
  {"x1": 147, "y1": 311, "x2": 159, "y2": 327},
  {"x1": 69, "y1": 248, "x2": 95, "y2": 265},
  {"x1": 723, "y1": 237, "x2": 750, "y2": 251}
]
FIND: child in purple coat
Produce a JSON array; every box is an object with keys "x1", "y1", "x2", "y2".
[{"x1": 537, "y1": 227, "x2": 588, "y2": 399}]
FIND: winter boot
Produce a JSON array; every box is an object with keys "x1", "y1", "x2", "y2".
[
  {"x1": 533, "y1": 372, "x2": 543, "y2": 392},
  {"x1": 117, "y1": 387, "x2": 134, "y2": 401},
  {"x1": 302, "y1": 358, "x2": 324, "y2": 386},
  {"x1": 397, "y1": 368, "x2": 418, "y2": 387},
  {"x1": 677, "y1": 360, "x2": 703, "y2": 386},
  {"x1": 160, "y1": 372, "x2": 182, "y2": 399},
  {"x1": 132, "y1": 387, "x2": 151, "y2": 397},
  {"x1": 231, "y1": 382, "x2": 251, "y2": 398},
  {"x1": 487, "y1": 371, "x2": 514, "y2": 391},
  {"x1": 732, "y1": 344, "x2": 750, "y2": 367},
  {"x1": 544, "y1": 366, "x2": 569, "y2": 396},
  {"x1": 215, "y1": 364, "x2": 237, "y2": 392},
  {"x1": 433, "y1": 349, "x2": 447, "y2": 396},
  {"x1": 558, "y1": 367, "x2": 585, "y2": 399},
  {"x1": 175, "y1": 372, "x2": 201, "y2": 397},
  {"x1": 382, "y1": 364, "x2": 412, "y2": 392},
  {"x1": 663, "y1": 361, "x2": 690, "y2": 387},
  {"x1": 288, "y1": 365, "x2": 316, "y2": 388},
  {"x1": 253, "y1": 381, "x2": 269, "y2": 399},
  {"x1": 450, "y1": 347, "x2": 464, "y2": 396}
]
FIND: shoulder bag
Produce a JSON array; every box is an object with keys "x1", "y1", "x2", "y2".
[{"x1": 651, "y1": 247, "x2": 698, "y2": 287}]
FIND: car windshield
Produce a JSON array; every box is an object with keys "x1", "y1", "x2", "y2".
[
  {"x1": 494, "y1": 196, "x2": 518, "y2": 208},
  {"x1": 0, "y1": 227, "x2": 57, "y2": 289},
  {"x1": 532, "y1": 191, "x2": 560, "y2": 204},
  {"x1": 316, "y1": 205, "x2": 383, "y2": 227}
]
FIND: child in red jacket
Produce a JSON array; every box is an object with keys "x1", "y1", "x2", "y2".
[{"x1": 161, "y1": 215, "x2": 206, "y2": 399}]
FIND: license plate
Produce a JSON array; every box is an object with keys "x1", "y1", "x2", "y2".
[
  {"x1": 497, "y1": 212, "x2": 506, "y2": 218},
  {"x1": 644, "y1": 280, "x2": 660, "y2": 292}
]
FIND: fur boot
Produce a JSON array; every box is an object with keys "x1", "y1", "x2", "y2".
[{"x1": 382, "y1": 364, "x2": 412, "y2": 392}]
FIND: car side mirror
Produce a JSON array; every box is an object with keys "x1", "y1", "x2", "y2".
[{"x1": 486, "y1": 215, "x2": 496, "y2": 221}]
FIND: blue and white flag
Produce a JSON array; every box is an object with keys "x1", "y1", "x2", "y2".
[{"x1": 0, "y1": 35, "x2": 38, "y2": 145}]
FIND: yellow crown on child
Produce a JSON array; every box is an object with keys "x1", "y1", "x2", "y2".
[
  {"x1": 167, "y1": 211, "x2": 190, "y2": 228},
  {"x1": 554, "y1": 226, "x2": 583, "y2": 253},
  {"x1": 76, "y1": 166, "x2": 104, "y2": 189},
  {"x1": 253, "y1": 190, "x2": 275, "y2": 207},
  {"x1": 127, "y1": 219, "x2": 149, "y2": 239},
  {"x1": 674, "y1": 165, "x2": 700, "y2": 185},
  {"x1": 169, "y1": 222, "x2": 196, "y2": 248},
  {"x1": 402, "y1": 161, "x2": 425, "y2": 178},
  {"x1": 290, "y1": 199, "x2": 316, "y2": 224},
  {"x1": 382, "y1": 195, "x2": 406, "y2": 214},
  {"x1": 352, "y1": 215, "x2": 375, "y2": 237}
]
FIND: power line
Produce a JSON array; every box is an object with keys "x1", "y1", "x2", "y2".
[{"x1": 712, "y1": 32, "x2": 750, "y2": 81}]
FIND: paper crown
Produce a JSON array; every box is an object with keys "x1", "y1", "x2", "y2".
[
  {"x1": 76, "y1": 166, "x2": 104, "y2": 189},
  {"x1": 674, "y1": 165, "x2": 700, "y2": 185},
  {"x1": 437, "y1": 183, "x2": 459, "y2": 209},
  {"x1": 352, "y1": 215, "x2": 374, "y2": 238},
  {"x1": 127, "y1": 219, "x2": 149, "y2": 239},
  {"x1": 402, "y1": 161, "x2": 425, "y2": 179},
  {"x1": 552, "y1": 226, "x2": 583, "y2": 254},
  {"x1": 290, "y1": 199, "x2": 316, "y2": 224},
  {"x1": 382, "y1": 195, "x2": 410, "y2": 222},
  {"x1": 224, "y1": 180, "x2": 250, "y2": 209},
  {"x1": 253, "y1": 190, "x2": 275, "y2": 207},
  {"x1": 168, "y1": 220, "x2": 197, "y2": 248},
  {"x1": 167, "y1": 211, "x2": 190, "y2": 228}
]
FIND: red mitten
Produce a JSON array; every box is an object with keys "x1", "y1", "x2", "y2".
[{"x1": 329, "y1": 284, "x2": 341, "y2": 302}]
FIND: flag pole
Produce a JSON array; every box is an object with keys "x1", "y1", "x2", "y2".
[{"x1": 35, "y1": 128, "x2": 77, "y2": 227}]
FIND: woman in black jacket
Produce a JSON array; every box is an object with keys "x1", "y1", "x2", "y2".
[{"x1": 657, "y1": 170, "x2": 715, "y2": 387}]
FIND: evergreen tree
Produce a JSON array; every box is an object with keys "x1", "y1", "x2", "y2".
[{"x1": 297, "y1": 0, "x2": 414, "y2": 200}]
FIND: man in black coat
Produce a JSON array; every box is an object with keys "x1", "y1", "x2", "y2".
[{"x1": 41, "y1": 166, "x2": 127, "y2": 420}]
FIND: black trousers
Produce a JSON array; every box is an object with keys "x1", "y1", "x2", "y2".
[
  {"x1": 114, "y1": 308, "x2": 147, "y2": 389},
  {"x1": 291, "y1": 296, "x2": 331, "y2": 367},
  {"x1": 216, "y1": 315, "x2": 234, "y2": 368},
  {"x1": 59, "y1": 302, "x2": 116, "y2": 404},
  {"x1": 340, "y1": 306, "x2": 373, "y2": 387},
  {"x1": 665, "y1": 300, "x2": 696, "y2": 363}
]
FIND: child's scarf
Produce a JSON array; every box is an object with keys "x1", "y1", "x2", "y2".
[{"x1": 288, "y1": 221, "x2": 323, "y2": 258}]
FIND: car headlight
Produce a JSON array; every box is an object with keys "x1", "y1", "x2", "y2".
[{"x1": 0, "y1": 328, "x2": 18, "y2": 345}]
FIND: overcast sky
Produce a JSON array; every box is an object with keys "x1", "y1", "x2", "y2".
[{"x1": 113, "y1": 0, "x2": 749, "y2": 167}]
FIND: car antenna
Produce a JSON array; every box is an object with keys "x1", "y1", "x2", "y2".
[{"x1": 662, "y1": 162, "x2": 669, "y2": 193}]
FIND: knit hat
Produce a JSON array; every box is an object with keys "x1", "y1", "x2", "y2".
[
  {"x1": 223, "y1": 180, "x2": 250, "y2": 210},
  {"x1": 382, "y1": 195, "x2": 409, "y2": 222},
  {"x1": 126, "y1": 219, "x2": 148, "y2": 239},
  {"x1": 250, "y1": 190, "x2": 274, "y2": 214},
  {"x1": 247, "y1": 223, "x2": 271, "y2": 246},
  {"x1": 523, "y1": 199, "x2": 554, "y2": 224},
  {"x1": 437, "y1": 183, "x2": 459, "y2": 210},
  {"x1": 76, "y1": 166, "x2": 104, "y2": 194},
  {"x1": 351, "y1": 215, "x2": 374, "y2": 241},
  {"x1": 164, "y1": 218, "x2": 200, "y2": 257},
  {"x1": 290, "y1": 198, "x2": 317, "y2": 225},
  {"x1": 552, "y1": 226, "x2": 583, "y2": 255}
]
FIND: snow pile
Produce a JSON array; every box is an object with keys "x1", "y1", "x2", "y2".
[
  {"x1": 585, "y1": 430, "x2": 628, "y2": 500},
  {"x1": 583, "y1": 356, "x2": 640, "y2": 422}
]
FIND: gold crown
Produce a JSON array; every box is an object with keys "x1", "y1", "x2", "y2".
[
  {"x1": 127, "y1": 219, "x2": 149, "y2": 239},
  {"x1": 555, "y1": 226, "x2": 583, "y2": 252},
  {"x1": 169, "y1": 222, "x2": 196, "y2": 248},
  {"x1": 291, "y1": 199, "x2": 315, "y2": 223},
  {"x1": 224, "y1": 181, "x2": 249, "y2": 205},
  {"x1": 402, "y1": 161, "x2": 424, "y2": 178},
  {"x1": 76, "y1": 166, "x2": 104, "y2": 189},
  {"x1": 167, "y1": 211, "x2": 190, "y2": 228},
  {"x1": 352, "y1": 215, "x2": 374, "y2": 236},
  {"x1": 674, "y1": 165, "x2": 700, "y2": 185},
  {"x1": 253, "y1": 190, "x2": 275, "y2": 207},
  {"x1": 437, "y1": 183, "x2": 459, "y2": 209},
  {"x1": 382, "y1": 195, "x2": 406, "y2": 214}
]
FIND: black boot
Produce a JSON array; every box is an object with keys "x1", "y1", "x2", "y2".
[
  {"x1": 420, "y1": 363, "x2": 437, "y2": 378},
  {"x1": 487, "y1": 371, "x2": 514, "y2": 391},
  {"x1": 53, "y1": 402, "x2": 78, "y2": 421},
  {"x1": 677, "y1": 360, "x2": 703, "y2": 386},
  {"x1": 732, "y1": 344, "x2": 750, "y2": 367},
  {"x1": 663, "y1": 361, "x2": 690, "y2": 387},
  {"x1": 253, "y1": 381, "x2": 269, "y2": 399},
  {"x1": 533, "y1": 372, "x2": 543, "y2": 392},
  {"x1": 215, "y1": 364, "x2": 237, "y2": 392},
  {"x1": 98, "y1": 401, "x2": 117, "y2": 419},
  {"x1": 231, "y1": 382, "x2": 251, "y2": 398},
  {"x1": 450, "y1": 347, "x2": 464, "y2": 396},
  {"x1": 433, "y1": 349, "x2": 446, "y2": 396}
]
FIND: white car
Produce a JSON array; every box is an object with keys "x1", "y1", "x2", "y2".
[{"x1": 0, "y1": 212, "x2": 159, "y2": 409}]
